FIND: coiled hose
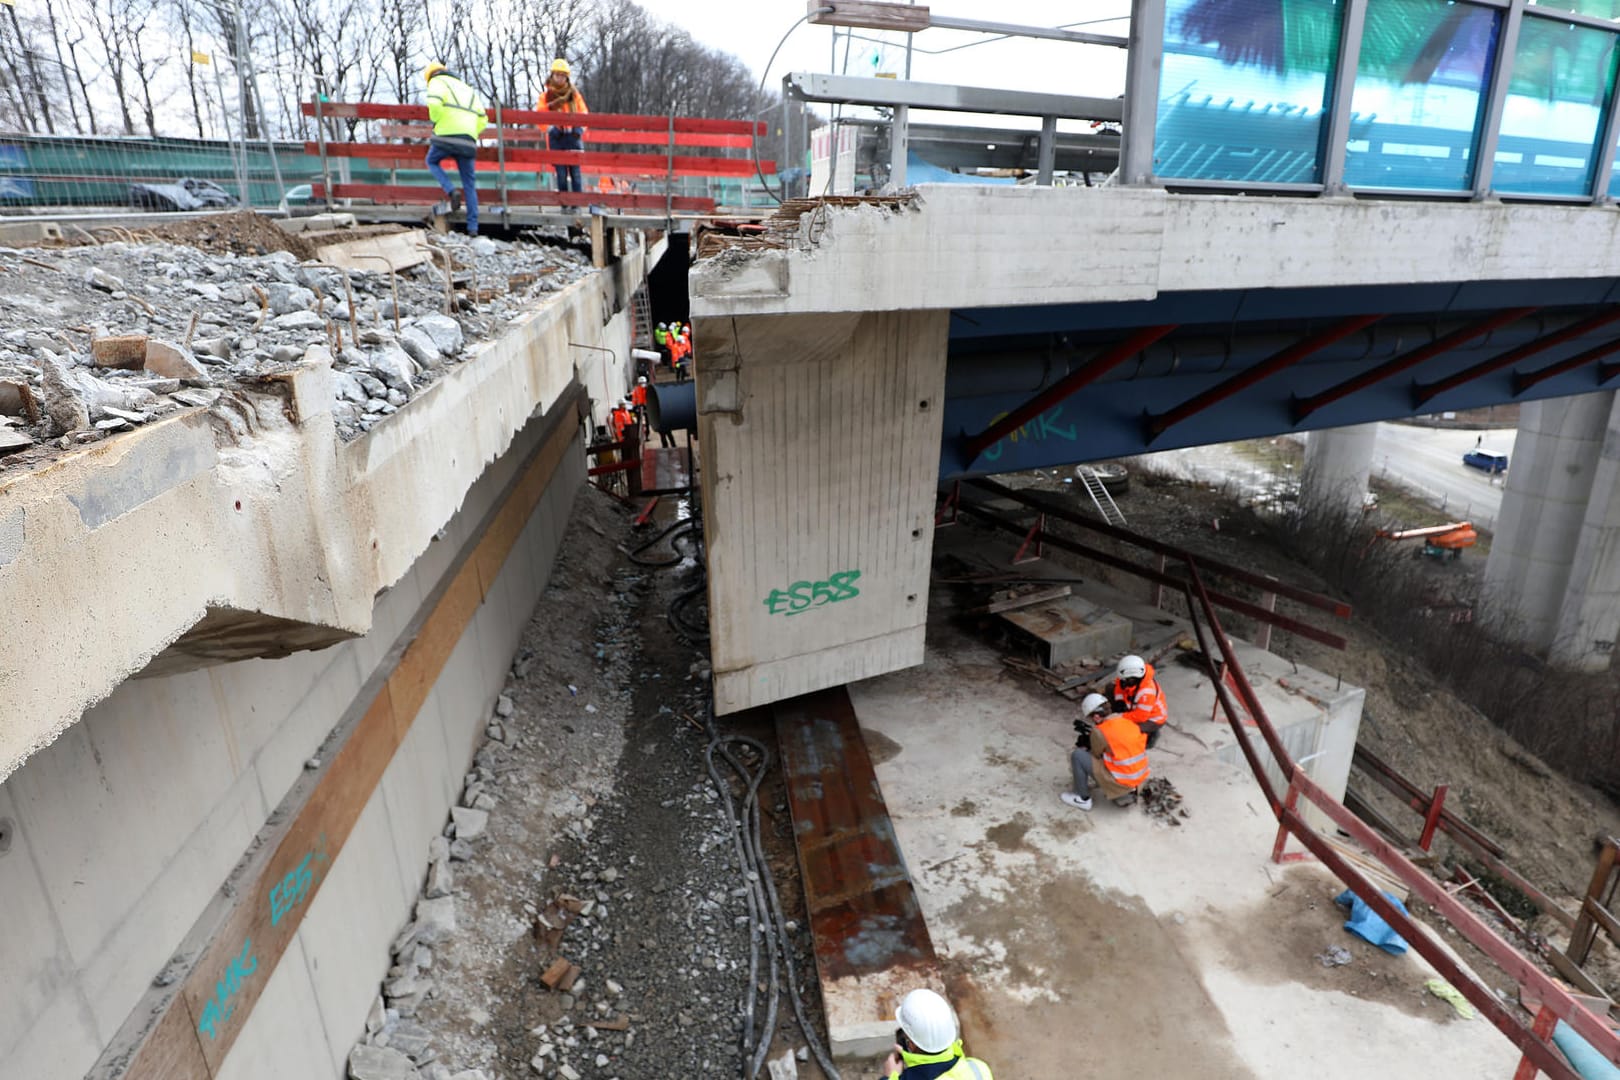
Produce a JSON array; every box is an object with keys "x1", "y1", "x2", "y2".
[{"x1": 704, "y1": 726, "x2": 841, "y2": 1080}]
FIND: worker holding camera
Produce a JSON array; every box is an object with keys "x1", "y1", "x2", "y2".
[
  {"x1": 881, "y1": 988, "x2": 993, "y2": 1079},
  {"x1": 1061, "y1": 692, "x2": 1152, "y2": 812}
]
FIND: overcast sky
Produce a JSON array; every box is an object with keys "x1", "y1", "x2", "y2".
[{"x1": 627, "y1": 0, "x2": 1134, "y2": 105}]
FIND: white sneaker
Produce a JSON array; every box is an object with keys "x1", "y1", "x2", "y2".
[{"x1": 1060, "y1": 792, "x2": 1092, "y2": 811}]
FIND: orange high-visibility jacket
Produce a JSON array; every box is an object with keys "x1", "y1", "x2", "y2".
[
  {"x1": 631, "y1": 385, "x2": 647, "y2": 407},
  {"x1": 1113, "y1": 664, "x2": 1168, "y2": 728},
  {"x1": 1097, "y1": 714, "x2": 1150, "y2": 788},
  {"x1": 611, "y1": 407, "x2": 634, "y2": 441}
]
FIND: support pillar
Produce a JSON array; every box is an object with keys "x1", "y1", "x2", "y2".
[
  {"x1": 1483, "y1": 393, "x2": 1615, "y2": 658},
  {"x1": 1550, "y1": 394, "x2": 1620, "y2": 669},
  {"x1": 693, "y1": 309, "x2": 950, "y2": 714},
  {"x1": 1300, "y1": 423, "x2": 1377, "y2": 518}
]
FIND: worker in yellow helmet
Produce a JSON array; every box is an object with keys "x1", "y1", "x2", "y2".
[
  {"x1": 536, "y1": 58, "x2": 589, "y2": 194},
  {"x1": 422, "y1": 61, "x2": 488, "y2": 235}
]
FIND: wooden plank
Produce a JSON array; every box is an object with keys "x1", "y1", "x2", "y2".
[
  {"x1": 305, "y1": 141, "x2": 775, "y2": 177},
  {"x1": 314, "y1": 183, "x2": 715, "y2": 213},
  {"x1": 591, "y1": 214, "x2": 606, "y2": 270},
  {"x1": 101, "y1": 389, "x2": 586, "y2": 1080},
  {"x1": 1548, "y1": 946, "x2": 1613, "y2": 1000},
  {"x1": 312, "y1": 229, "x2": 429, "y2": 272},
  {"x1": 301, "y1": 99, "x2": 767, "y2": 135},
  {"x1": 971, "y1": 584, "x2": 1071, "y2": 615},
  {"x1": 809, "y1": 0, "x2": 932, "y2": 32}
]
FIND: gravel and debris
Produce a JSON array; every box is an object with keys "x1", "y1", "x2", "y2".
[
  {"x1": 344, "y1": 490, "x2": 835, "y2": 1080},
  {"x1": 0, "y1": 222, "x2": 591, "y2": 470},
  {"x1": 1139, "y1": 776, "x2": 1188, "y2": 825}
]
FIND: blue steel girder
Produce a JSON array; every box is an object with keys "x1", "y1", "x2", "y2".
[{"x1": 940, "y1": 278, "x2": 1620, "y2": 478}]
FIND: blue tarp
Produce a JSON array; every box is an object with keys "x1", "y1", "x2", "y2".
[{"x1": 1334, "y1": 889, "x2": 1410, "y2": 954}]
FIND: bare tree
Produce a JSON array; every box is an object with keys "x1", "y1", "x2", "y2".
[{"x1": 170, "y1": 0, "x2": 210, "y2": 137}]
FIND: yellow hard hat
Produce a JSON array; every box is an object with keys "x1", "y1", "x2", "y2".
[
  {"x1": 550, "y1": 58, "x2": 572, "y2": 75},
  {"x1": 423, "y1": 61, "x2": 447, "y2": 84}
]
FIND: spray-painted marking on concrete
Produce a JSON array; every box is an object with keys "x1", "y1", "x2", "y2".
[
  {"x1": 269, "y1": 835, "x2": 330, "y2": 927},
  {"x1": 196, "y1": 938, "x2": 257, "y2": 1041},
  {"x1": 763, "y1": 570, "x2": 862, "y2": 616},
  {"x1": 981, "y1": 405, "x2": 1077, "y2": 462}
]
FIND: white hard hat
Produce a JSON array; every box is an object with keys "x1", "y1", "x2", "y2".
[
  {"x1": 896, "y1": 988, "x2": 957, "y2": 1055},
  {"x1": 1117, "y1": 654, "x2": 1146, "y2": 680},
  {"x1": 637, "y1": 375, "x2": 648, "y2": 385},
  {"x1": 1080, "y1": 692, "x2": 1109, "y2": 717},
  {"x1": 620, "y1": 398, "x2": 632, "y2": 407}
]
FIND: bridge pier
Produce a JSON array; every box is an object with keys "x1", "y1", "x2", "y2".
[
  {"x1": 693, "y1": 310, "x2": 950, "y2": 714},
  {"x1": 1484, "y1": 392, "x2": 1620, "y2": 670},
  {"x1": 1301, "y1": 424, "x2": 1378, "y2": 518}
]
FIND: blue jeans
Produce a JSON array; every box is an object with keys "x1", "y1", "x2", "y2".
[
  {"x1": 425, "y1": 143, "x2": 478, "y2": 234},
  {"x1": 549, "y1": 128, "x2": 583, "y2": 193}
]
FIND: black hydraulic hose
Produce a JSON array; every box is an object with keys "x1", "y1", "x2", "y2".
[
  {"x1": 626, "y1": 516, "x2": 696, "y2": 567},
  {"x1": 668, "y1": 581, "x2": 710, "y2": 640}
]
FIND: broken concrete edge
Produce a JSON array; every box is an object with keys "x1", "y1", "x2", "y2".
[
  {"x1": 84, "y1": 391, "x2": 582, "y2": 1080},
  {"x1": 0, "y1": 245, "x2": 645, "y2": 783},
  {"x1": 687, "y1": 184, "x2": 1620, "y2": 318}
]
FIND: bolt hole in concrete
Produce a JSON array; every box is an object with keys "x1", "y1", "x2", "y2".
[
  {"x1": 233, "y1": 500, "x2": 242, "y2": 511},
  {"x1": 0, "y1": 818, "x2": 13, "y2": 855},
  {"x1": 907, "y1": 594, "x2": 918, "y2": 602},
  {"x1": 919, "y1": 400, "x2": 930, "y2": 410},
  {"x1": 912, "y1": 529, "x2": 922, "y2": 538}
]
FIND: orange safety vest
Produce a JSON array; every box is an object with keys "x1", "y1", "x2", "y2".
[
  {"x1": 537, "y1": 82, "x2": 589, "y2": 116},
  {"x1": 670, "y1": 335, "x2": 687, "y2": 364},
  {"x1": 1097, "y1": 714, "x2": 1151, "y2": 788},
  {"x1": 1113, "y1": 665, "x2": 1168, "y2": 728},
  {"x1": 611, "y1": 407, "x2": 634, "y2": 441},
  {"x1": 631, "y1": 385, "x2": 647, "y2": 407}
]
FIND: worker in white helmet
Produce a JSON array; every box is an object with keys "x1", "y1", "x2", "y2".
[
  {"x1": 883, "y1": 988, "x2": 993, "y2": 1079},
  {"x1": 1062, "y1": 691, "x2": 1151, "y2": 811},
  {"x1": 1111, "y1": 652, "x2": 1168, "y2": 747}
]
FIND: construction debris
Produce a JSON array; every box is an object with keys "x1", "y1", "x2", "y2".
[
  {"x1": 1140, "y1": 776, "x2": 1188, "y2": 824},
  {"x1": 0, "y1": 226, "x2": 592, "y2": 462}
]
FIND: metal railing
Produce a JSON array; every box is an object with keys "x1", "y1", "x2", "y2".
[{"x1": 953, "y1": 476, "x2": 1619, "y2": 1079}]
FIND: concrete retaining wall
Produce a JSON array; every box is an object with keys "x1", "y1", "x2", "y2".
[{"x1": 0, "y1": 407, "x2": 582, "y2": 1079}]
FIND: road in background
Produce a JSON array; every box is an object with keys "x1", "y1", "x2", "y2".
[{"x1": 1371, "y1": 424, "x2": 1516, "y2": 529}]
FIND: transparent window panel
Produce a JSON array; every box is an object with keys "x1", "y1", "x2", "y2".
[
  {"x1": 1158, "y1": 0, "x2": 1344, "y2": 183},
  {"x1": 1530, "y1": 0, "x2": 1620, "y2": 23},
  {"x1": 1344, "y1": 0, "x2": 1500, "y2": 191},
  {"x1": 1494, "y1": 15, "x2": 1620, "y2": 195}
]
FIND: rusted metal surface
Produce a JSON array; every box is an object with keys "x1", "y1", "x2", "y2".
[
  {"x1": 1415, "y1": 308, "x2": 1620, "y2": 406},
  {"x1": 966, "y1": 477, "x2": 1353, "y2": 619},
  {"x1": 774, "y1": 687, "x2": 939, "y2": 984},
  {"x1": 1178, "y1": 555, "x2": 1614, "y2": 1076},
  {"x1": 959, "y1": 497, "x2": 1350, "y2": 649},
  {"x1": 1352, "y1": 744, "x2": 1505, "y2": 854},
  {"x1": 637, "y1": 445, "x2": 692, "y2": 495}
]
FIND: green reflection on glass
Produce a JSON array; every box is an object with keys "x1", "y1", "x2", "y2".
[{"x1": 1495, "y1": 14, "x2": 1619, "y2": 194}]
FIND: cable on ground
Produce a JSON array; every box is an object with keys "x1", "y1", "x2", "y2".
[{"x1": 705, "y1": 722, "x2": 841, "y2": 1080}]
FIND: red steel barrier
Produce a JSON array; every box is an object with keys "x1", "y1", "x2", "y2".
[{"x1": 952, "y1": 479, "x2": 1618, "y2": 1078}]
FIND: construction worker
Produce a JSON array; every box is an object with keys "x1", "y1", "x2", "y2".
[
  {"x1": 1111, "y1": 653, "x2": 1168, "y2": 747},
  {"x1": 630, "y1": 375, "x2": 649, "y2": 433},
  {"x1": 537, "y1": 58, "x2": 589, "y2": 193},
  {"x1": 654, "y1": 322, "x2": 670, "y2": 368},
  {"x1": 610, "y1": 398, "x2": 637, "y2": 443},
  {"x1": 883, "y1": 988, "x2": 993, "y2": 1080},
  {"x1": 1062, "y1": 692, "x2": 1150, "y2": 811},
  {"x1": 672, "y1": 326, "x2": 691, "y2": 382},
  {"x1": 423, "y1": 62, "x2": 488, "y2": 236}
]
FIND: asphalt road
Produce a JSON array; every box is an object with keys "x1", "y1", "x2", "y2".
[{"x1": 1371, "y1": 423, "x2": 1516, "y2": 529}]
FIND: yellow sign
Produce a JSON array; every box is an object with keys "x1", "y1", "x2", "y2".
[
  {"x1": 0, "y1": 1, "x2": 16, "y2": 9},
  {"x1": 191, "y1": 50, "x2": 211, "y2": 65}
]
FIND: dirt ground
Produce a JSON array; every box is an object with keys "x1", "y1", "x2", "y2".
[
  {"x1": 371, "y1": 486, "x2": 835, "y2": 1079},
  {"x1": 1002, "y1": 453, "x2": 1620, "y2": 996}
]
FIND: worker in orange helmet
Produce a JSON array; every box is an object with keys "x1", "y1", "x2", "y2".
[
  {"x1": 1062, "y1": 692, "x2": 1151, "y2": 811},
  {"x1": 1111, "y1": 653, "x2": 1168, "y2": 747},
  {"x1": 537, "y1": 58, "x2": 589, "y2": 193}
]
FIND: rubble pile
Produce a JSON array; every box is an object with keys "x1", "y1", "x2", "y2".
[
  {"x1": 0, "y1": 230, "x2": 591, "y2": 464},
  {"x1": 1140, "y1": 776, "x2": 1189, "y2": 825}
]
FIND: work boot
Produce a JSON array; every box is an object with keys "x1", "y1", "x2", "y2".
[
  {"x1": 1060, "y1": 792, "x2": 1092, "y2": 812},
  {"x1": 450, "y1": 189, "x2": 463, "y2": 214},
  {"x1": 1113, "y1": 793, "x2": 1138, "y2": 808}
]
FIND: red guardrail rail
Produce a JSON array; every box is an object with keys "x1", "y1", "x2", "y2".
[
  {"x1": 299, "y1": 99, "x2": 773, "y2": 215},
  {"x1": 955, "y1": 478, "x2": 1618, "y2": 1079}
]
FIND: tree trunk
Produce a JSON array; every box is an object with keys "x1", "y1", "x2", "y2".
[
  {"x1": 7, "y1": 5, "x2": 57, "y2": 134},
  {"x1": 45, "y1": 5, "x2": 85, "y2": 134}
]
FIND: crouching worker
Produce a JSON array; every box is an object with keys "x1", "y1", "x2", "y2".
[
  {"x1": 1112, "y1": 653, "x2": 1168, "y2": 747},
  {"x1": 883, "y1": 988, "x2": 993, "y2": 1079},
  {"x1": 1061, "y1": 692, "x2": 1150, "y2": 811}
]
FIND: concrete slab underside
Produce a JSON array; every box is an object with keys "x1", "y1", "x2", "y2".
[{"x1": 843, "y1": 592, "x2": 1514, "y2": 1078}]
